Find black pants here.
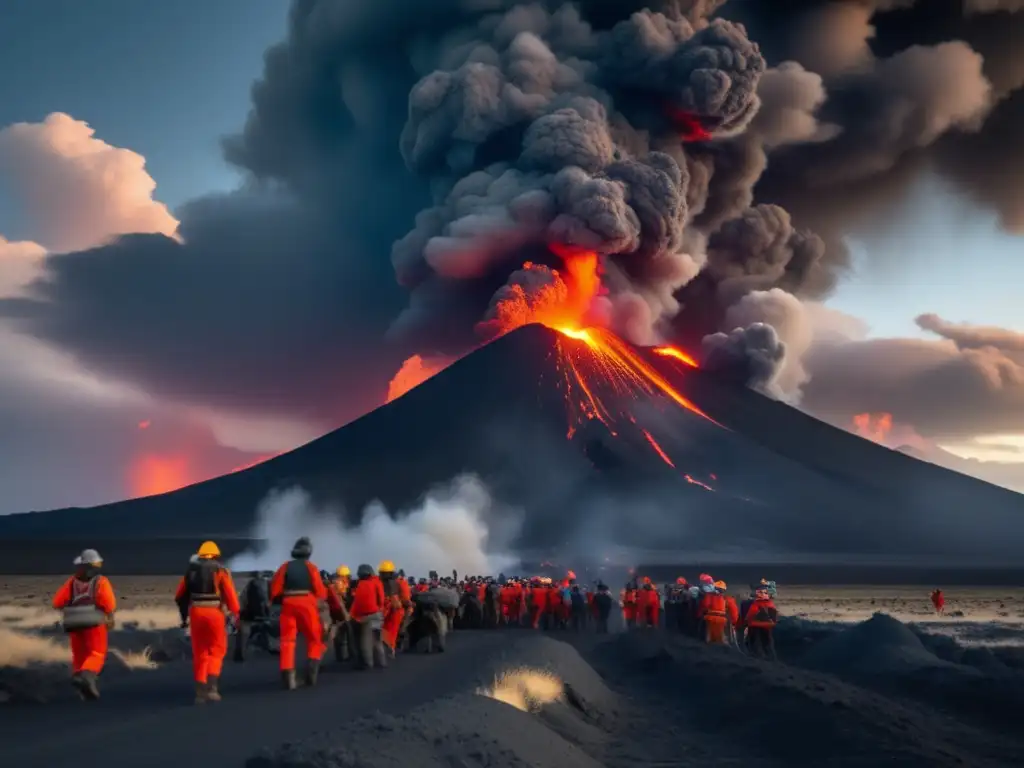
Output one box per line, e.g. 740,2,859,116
746,627,776,659
595,613,609,633
353,620,387,669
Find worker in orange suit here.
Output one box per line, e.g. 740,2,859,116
620,582,638,629
698,580,734,645
379,560,405,656
396,569,413,649
637,577,661,628
174,540,240,704
349,563,387,669
743,588,779,659
529,578,545,629
53,548,117,701
269,537,329,690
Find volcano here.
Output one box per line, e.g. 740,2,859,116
2,324,1023,575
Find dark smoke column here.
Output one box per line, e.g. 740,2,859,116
387,1,768,352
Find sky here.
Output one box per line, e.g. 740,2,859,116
0,0,1022,515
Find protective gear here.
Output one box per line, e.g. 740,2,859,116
282,669,297,690
175,557,240,690
73,549,103,566
206,675,222,702
714,580,727,591
337,565,351,577
356,563,375,579
378,560,396,573
270,557,329,679
197,541,221,559
53,570,116,694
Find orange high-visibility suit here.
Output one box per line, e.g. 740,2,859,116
530,584,546,628
53,572,117,676
175,560,240,684
381,577,405,651
350,575,386,621
270,558,328,671
637,584,660,627
621,588,637,624
698,591,730,644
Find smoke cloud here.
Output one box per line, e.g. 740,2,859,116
230,474,522,577
0,113,179,253
1,0,1023,509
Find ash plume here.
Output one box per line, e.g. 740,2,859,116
1,0,1022,465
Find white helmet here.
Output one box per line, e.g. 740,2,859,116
73,549,103,566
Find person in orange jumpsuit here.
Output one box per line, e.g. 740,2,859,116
930,588,945,615
530,578,547,629
52,549,117,701
349,563,387,669
269,536,329,689
637,577,661,628
744,588,778,659
379,560,405,656
396,569,414,648
621,582,638,629
174,541,240,703
698,580,737,645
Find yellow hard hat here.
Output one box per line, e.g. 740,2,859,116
714,580,727,590
197,540,221,559
378,559,396,573
336,565,351,577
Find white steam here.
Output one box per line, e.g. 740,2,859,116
229,474,522,577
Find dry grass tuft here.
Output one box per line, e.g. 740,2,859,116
478,666,565,712
109,646,158,670
0,627,68,667
0,604,180,631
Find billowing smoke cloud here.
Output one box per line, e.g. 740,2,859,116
0,0,1022,510
702,322,786,394
803,313,1024,442
0,113,179,253
230,474,522,577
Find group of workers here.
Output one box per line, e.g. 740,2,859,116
618,573,781,658
51,543,782,704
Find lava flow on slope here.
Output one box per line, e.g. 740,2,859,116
475,242,721,474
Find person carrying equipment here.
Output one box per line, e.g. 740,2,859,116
744,588,779,659
269,537,329,690
349,563,387,669
330,566,355,662
52,549,116,701
234,570,271,662
174,541,240,703
620,581,638,629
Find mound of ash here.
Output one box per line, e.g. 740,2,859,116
779,613,1024,736
597,628,1023,767
2,324,1024,575
247,636,617,768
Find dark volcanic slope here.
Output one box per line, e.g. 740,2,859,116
1,324,1023,574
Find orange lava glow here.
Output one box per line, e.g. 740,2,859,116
684,474,715,492
129,455,190,498
641,429,675,468
852,412,893,444
652,345,698,368
554,326,718,438
229,454,276,473
483,244,603,338
387,354,453,403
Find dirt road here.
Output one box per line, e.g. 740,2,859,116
0,631,509,768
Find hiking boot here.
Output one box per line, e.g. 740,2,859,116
194,681,208,705
281,669,297,690
74,671,100,701
304,660,320,687
206,675,222,702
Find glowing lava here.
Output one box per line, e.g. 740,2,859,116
129,455,190,498
641,429,675,468
387,354,453,403
664,105,713,143
852,412,893,444
653,345,698,368
553,326,718,437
